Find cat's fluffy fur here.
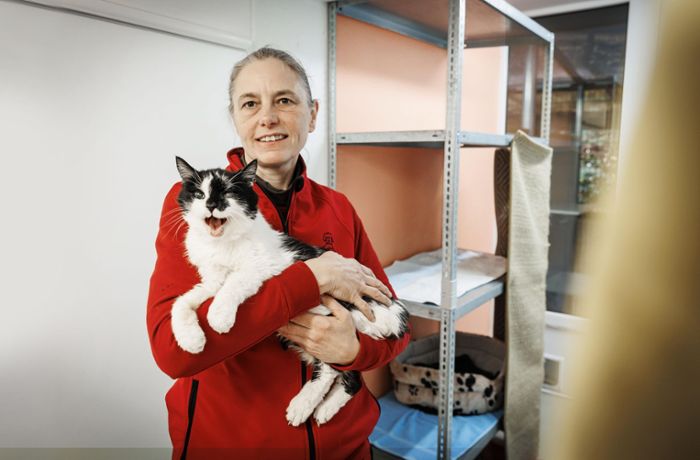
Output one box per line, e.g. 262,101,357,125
170,157,409,426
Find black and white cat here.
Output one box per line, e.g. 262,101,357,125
170,157,409,426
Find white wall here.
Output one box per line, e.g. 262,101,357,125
0,0,326,451
252,0,329,185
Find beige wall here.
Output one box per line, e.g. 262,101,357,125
335,16,507,395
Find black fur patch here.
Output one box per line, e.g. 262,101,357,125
311,362,322,381
278,336,291,350
341,371,362,396
175,158,258,219
282,235,324,261
204,173,230,213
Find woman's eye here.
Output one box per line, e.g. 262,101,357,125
193,190,204,199
242,101,257,109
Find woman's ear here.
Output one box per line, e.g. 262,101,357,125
308,99,319,133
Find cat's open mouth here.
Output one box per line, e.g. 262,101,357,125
205,216,227,237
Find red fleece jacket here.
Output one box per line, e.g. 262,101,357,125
147,149,410,460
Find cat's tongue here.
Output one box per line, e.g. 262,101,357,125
205,217,226,237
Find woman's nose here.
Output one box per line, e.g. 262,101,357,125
258,105,279,127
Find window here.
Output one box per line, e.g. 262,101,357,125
509,4,629,316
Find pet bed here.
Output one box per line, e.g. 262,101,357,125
389,332,505,415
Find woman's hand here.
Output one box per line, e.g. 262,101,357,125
304,251,392,322
278,296,360,365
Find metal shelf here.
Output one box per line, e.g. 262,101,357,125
329,1,553,458
337,130,546,148
337,0,553,48
401,278,505,321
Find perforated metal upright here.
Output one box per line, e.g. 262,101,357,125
328,0,554,458
438,1,465,457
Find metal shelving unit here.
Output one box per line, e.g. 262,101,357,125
328,1,554,458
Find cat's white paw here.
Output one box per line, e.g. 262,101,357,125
312,397,343,425
172,301,206,354
175,325,206,354
353,302,407,339
207,296,238,334
313,385,353,425
286,392,318,427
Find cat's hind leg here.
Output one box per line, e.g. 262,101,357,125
286,360,338,427
351,299,409,340
313,371,361,425
171,283,217,353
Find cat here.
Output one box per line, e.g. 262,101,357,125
169,156,409,426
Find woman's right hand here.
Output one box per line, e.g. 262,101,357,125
304,251,392,322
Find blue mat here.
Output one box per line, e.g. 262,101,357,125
369,393,502,460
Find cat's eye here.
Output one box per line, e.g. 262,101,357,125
193,190,204,199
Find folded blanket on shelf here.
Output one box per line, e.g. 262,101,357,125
385,249,506,305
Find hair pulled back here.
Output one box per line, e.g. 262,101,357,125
228,47,313,114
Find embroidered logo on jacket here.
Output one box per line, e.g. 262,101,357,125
322,232,335,250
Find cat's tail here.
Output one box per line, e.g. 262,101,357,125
351,299,409,340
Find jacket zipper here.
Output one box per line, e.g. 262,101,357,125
180,379,199,460
287,195,316,460
301,361,317,460
270,188,316,459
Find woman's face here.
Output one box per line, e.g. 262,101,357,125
231,58,318,173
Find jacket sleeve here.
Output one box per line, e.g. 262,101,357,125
332,203,411,372
146,183,321,379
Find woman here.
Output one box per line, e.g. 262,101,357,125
147,47,411,460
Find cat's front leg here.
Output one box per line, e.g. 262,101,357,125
171,283,218,354
286,361,338,426
313,371,361,425
207,271,265,334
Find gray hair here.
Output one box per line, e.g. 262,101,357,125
228,47,313,113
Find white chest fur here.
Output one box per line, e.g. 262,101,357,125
185,213,296,288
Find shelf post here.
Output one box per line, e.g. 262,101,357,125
439,0,465,458
540,36,554,143
328,1,338,189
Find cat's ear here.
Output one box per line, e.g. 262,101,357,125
237,159,257,187
175,156,200,183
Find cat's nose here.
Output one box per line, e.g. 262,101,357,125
206,202,218,212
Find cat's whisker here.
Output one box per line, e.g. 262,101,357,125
163,219,185,234
163,214,186,238
162,208,184,220
173,219,187,239
164,214,185,227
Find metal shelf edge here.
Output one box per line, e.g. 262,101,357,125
400,278,505,320
337,131,546,148
338,3,447,48
481,0,554,43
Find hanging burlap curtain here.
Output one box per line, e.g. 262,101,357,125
494,130,552,459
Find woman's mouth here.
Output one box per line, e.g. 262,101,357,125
256,134,288,143
205,216,227,237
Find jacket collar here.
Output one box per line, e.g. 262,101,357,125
225,147,306,192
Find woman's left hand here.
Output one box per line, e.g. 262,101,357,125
278,295,360,365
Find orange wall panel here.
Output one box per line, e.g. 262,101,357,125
335,16,506,396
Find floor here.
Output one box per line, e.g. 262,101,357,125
371,440,506,460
